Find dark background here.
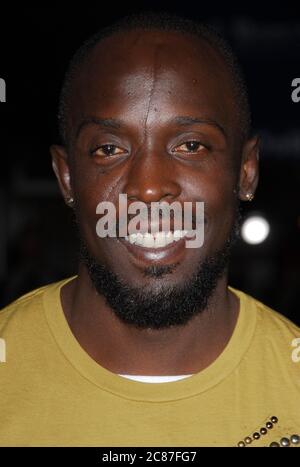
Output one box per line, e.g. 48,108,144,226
0,2,299,324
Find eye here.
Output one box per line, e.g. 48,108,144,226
90,144,126,157
174,140,206,154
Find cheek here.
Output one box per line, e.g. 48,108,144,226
71,148,126,204
183,165,237,247
71,161,125,257
71,168,105,240
182,160,236,206
204,175,238,249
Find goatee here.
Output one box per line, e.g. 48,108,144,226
78,209,241,330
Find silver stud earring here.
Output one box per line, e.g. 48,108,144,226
66,196,74,207
245,193,254,202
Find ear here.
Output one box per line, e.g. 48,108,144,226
238,135,260,201
50,144,73,205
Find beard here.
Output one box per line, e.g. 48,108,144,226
77,206,242,330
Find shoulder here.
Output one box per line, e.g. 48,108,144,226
230,286,300,338
230,286,300,390
0,278,74,333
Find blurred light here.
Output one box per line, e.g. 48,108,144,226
241,215,270,245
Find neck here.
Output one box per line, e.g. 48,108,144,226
61,265,239,376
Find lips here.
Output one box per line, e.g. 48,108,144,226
118,230,196,267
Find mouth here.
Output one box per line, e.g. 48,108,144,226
124,229,193,248
118,230,196,267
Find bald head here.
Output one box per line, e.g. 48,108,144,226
58,13,251,151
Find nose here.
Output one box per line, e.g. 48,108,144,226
123,146,181,204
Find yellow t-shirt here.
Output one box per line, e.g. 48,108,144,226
0,277,299,447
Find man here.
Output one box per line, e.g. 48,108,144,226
0,13,299,447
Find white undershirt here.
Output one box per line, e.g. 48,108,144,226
118,374,193,383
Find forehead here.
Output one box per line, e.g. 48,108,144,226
68,29,236,135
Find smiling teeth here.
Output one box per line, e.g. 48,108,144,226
124,230,191,248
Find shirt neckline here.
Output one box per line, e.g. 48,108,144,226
43,277,257,402
118,374,193,383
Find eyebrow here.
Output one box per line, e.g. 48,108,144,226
76,117,122,138
172,116,227,138
76,115,226,139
